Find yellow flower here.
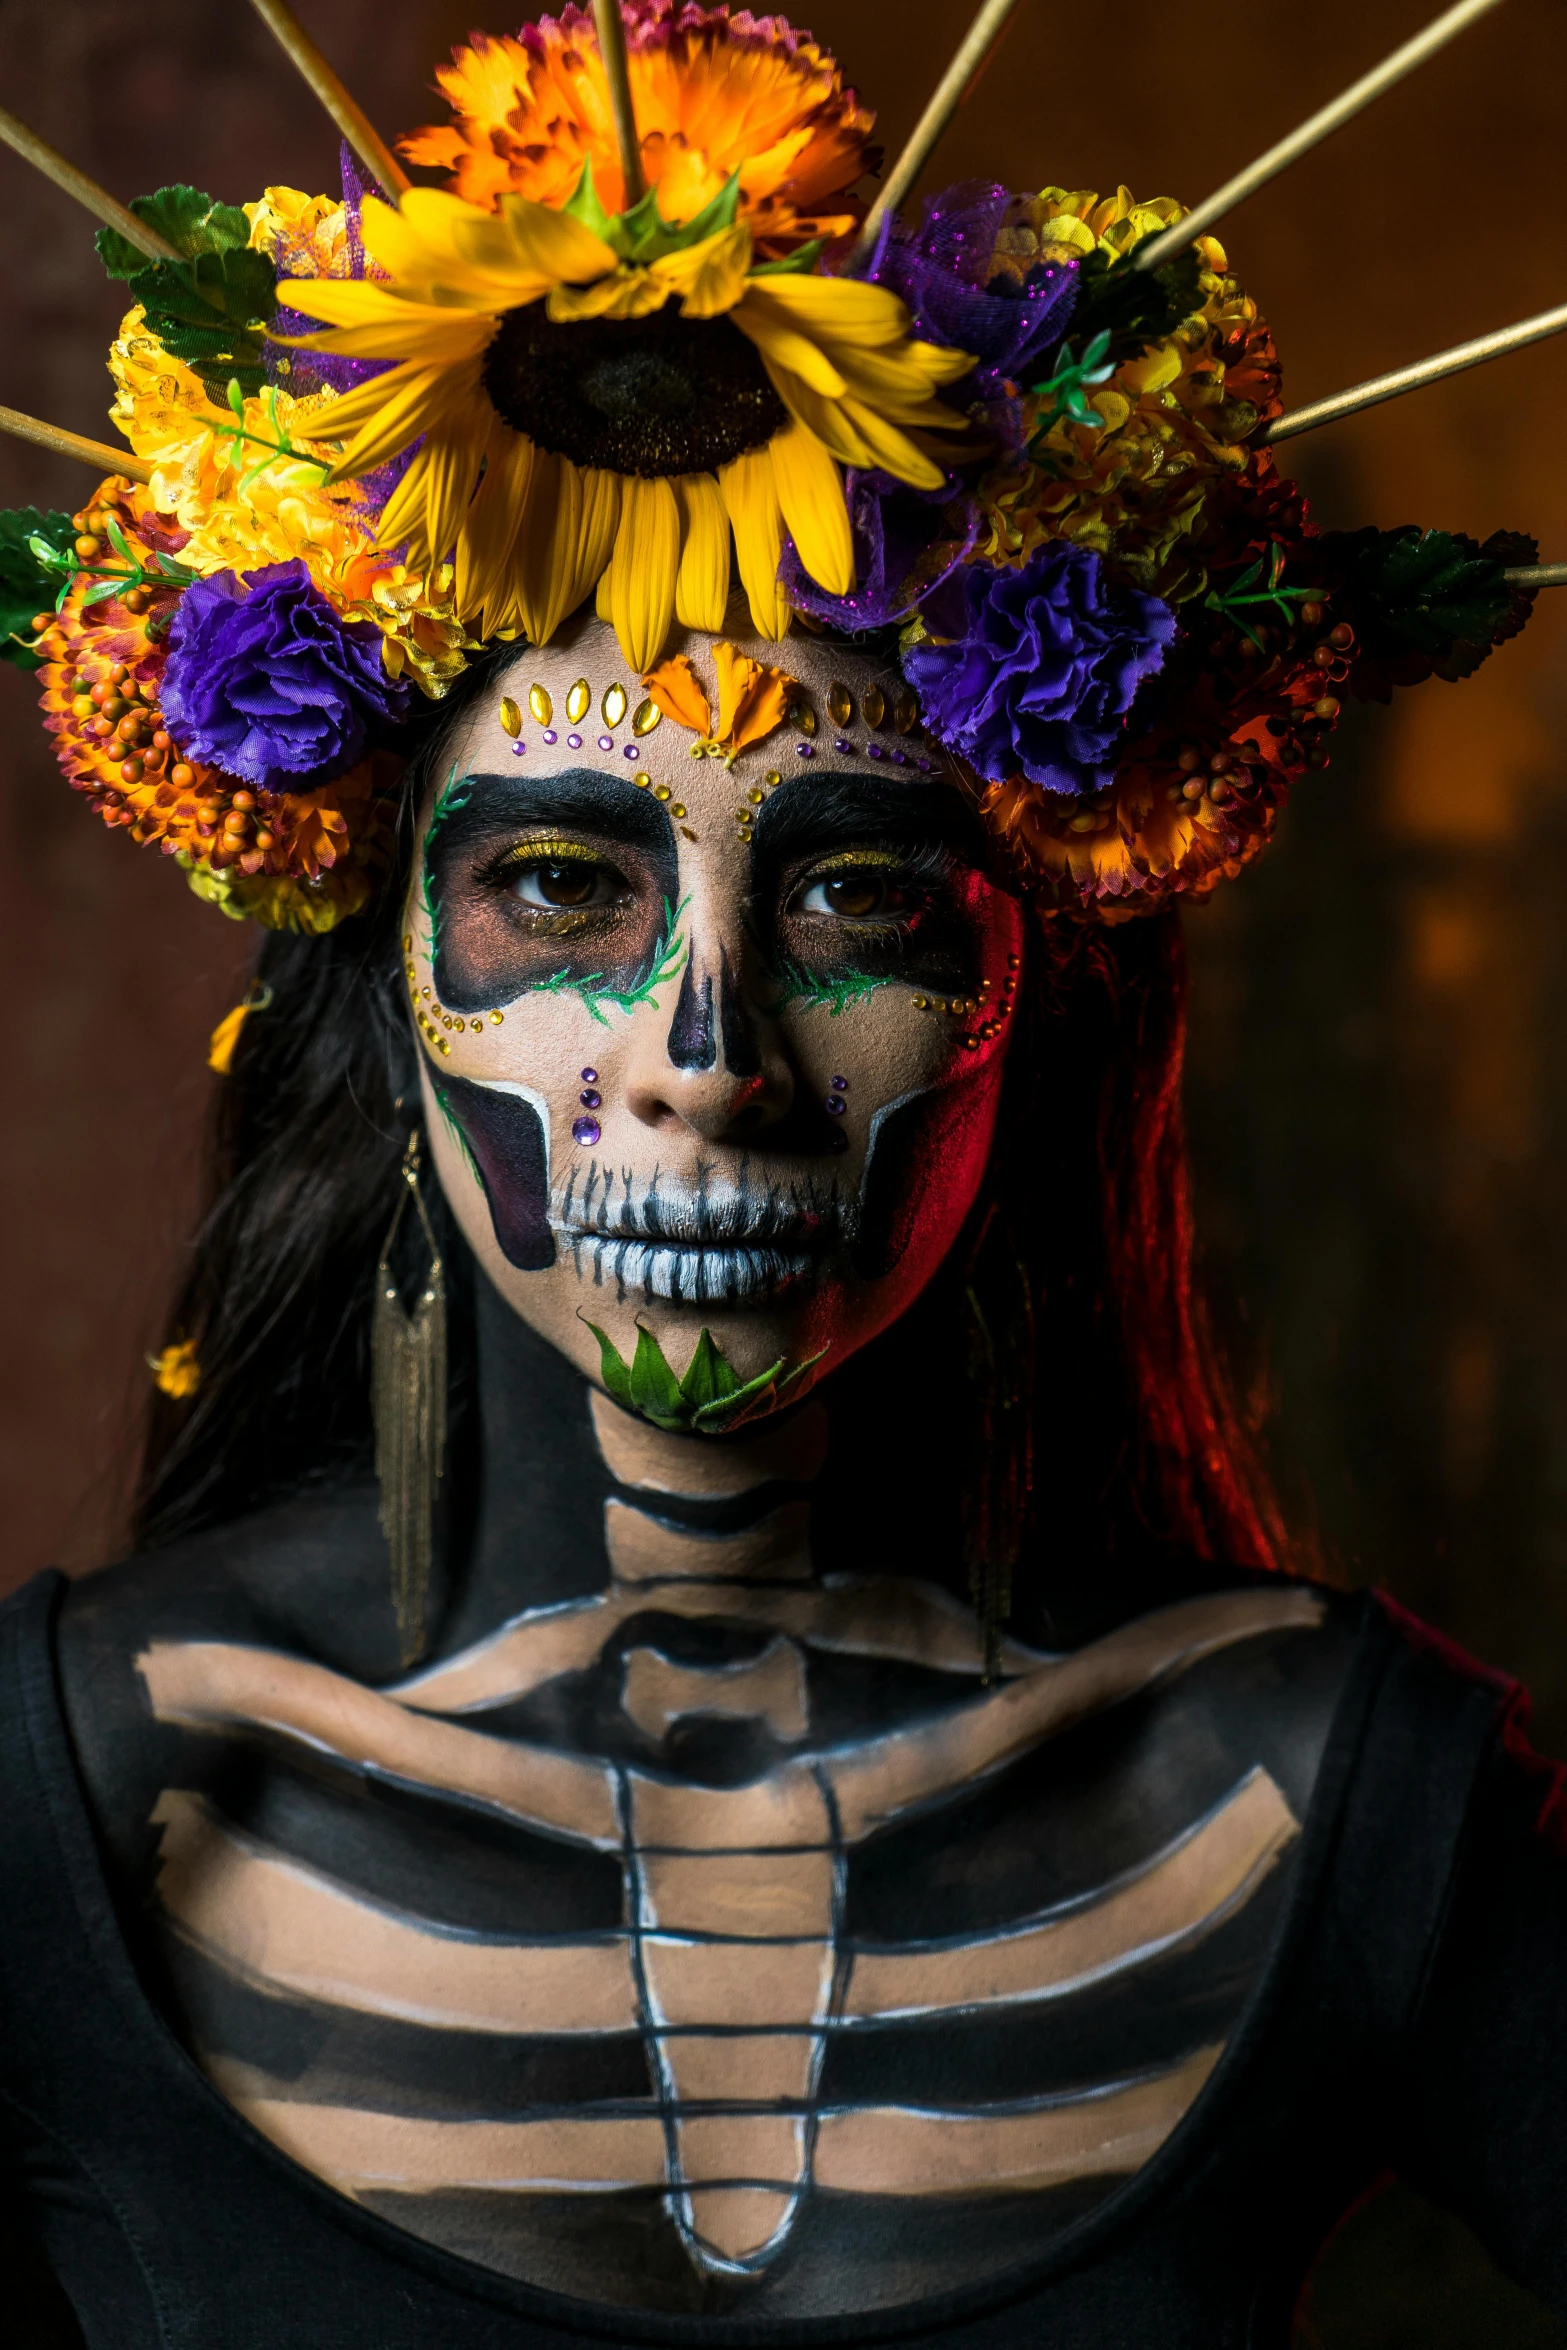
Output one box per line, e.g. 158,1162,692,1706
108,304,467,698
281,186,971,670
149,1339,201,1399
973,186,1282,605
400,14,874,258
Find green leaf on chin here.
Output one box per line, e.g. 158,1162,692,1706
580,1317,828,1435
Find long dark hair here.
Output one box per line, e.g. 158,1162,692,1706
133,665,1285,1583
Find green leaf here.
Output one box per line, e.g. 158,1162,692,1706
0,508,75,670
628,1323,686,1425
1067,241,1205,370
749,239,824,277
95,184,251,281
79,576,128,609
1330,525,1516,659
110,244,279,403
563,159,744,265
677,1328,741,1415
580,1319,636,1412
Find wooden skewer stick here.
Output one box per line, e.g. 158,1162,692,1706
1264,301,1567,443
1133,0,1506,273
1505,563,1567,587
592,0,646,208
246,0,411,199
0,404,152,482
0,106,181,261
845,0,1023,270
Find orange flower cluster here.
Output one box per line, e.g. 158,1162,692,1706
980,458,1348,916
399,3,874,256
37,480,398,932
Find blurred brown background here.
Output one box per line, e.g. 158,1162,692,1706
0,0,1563,2338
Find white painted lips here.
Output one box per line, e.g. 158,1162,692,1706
551,1229,821,1303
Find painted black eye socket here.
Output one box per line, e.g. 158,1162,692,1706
797,872,912,921
507,856,626,910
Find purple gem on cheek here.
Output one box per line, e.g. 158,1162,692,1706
825,1095,846,1115
830,1074,847,1090
579,1088,601,1108
581,1067,598,1082
571,1115,601,1147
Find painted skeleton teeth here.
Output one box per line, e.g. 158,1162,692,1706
564,1232,817,1303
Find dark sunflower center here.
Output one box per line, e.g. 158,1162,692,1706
482,299,788,477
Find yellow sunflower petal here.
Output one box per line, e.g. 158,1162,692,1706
758,359,876,470
456,424,536,629
608,474,681,672
730,290,848,398
373,442,435,557
767,418,853,597
567,466,623,631
674,474,730,632
596,567,615,622
322,365,469,481
659,223,753,320
548,267,672,324
511,445,577,644
838,397,947,491
744,272,971,377
363,188,616,306
718,445,789,639
419,425,481,569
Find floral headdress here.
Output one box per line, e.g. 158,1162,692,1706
0,0,1547,931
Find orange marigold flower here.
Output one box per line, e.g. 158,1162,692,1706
39,479,397,934
400,2,875,258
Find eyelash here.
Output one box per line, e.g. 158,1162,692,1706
791,842,953,918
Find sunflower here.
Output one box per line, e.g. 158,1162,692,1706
281,182,973,670
399,3,875,258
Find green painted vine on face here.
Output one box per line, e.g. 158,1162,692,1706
764,960,894,1018
420,766,476,947
528,894,689,1025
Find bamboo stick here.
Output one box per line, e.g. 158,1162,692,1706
592,0,646,208
0,106,180,260
1505,563,1567,587
1264,301,1567,443
246,0,411,198
845,0,1022,270
0,405,152,483
1133,0,1506,273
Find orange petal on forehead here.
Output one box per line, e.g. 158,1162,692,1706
640,654,711,736
712,641,796,755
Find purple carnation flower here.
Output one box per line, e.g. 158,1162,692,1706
161,559,409,790
903,544,1176,793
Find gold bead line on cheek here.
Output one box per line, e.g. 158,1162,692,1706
911,950,1022,1053
402,932,505,1057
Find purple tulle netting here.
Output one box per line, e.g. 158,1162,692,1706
786,183,1080,632
267,145,417,525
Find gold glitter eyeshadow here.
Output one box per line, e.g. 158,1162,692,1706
498,696,523,738
528,683,553,725
827,681,852,728
602,682,627,728
632,697,662,736
565,678,591,724
862,684,886,729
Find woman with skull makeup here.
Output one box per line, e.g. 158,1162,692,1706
3,6,1566,2346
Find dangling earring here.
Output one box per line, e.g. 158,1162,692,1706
372,1130,447,1668
960,1201,1036,1681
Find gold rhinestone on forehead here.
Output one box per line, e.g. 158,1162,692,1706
602,682,628,728
632,697,663,737
528,682,553,725
861,684,886,729
827,681,853,728
565,678,591,724
498,696,523,738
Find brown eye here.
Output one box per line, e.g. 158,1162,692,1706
800,872,906,919
509,858,620,909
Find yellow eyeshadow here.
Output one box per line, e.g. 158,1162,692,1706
491,835,604,873
804,848,906,875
